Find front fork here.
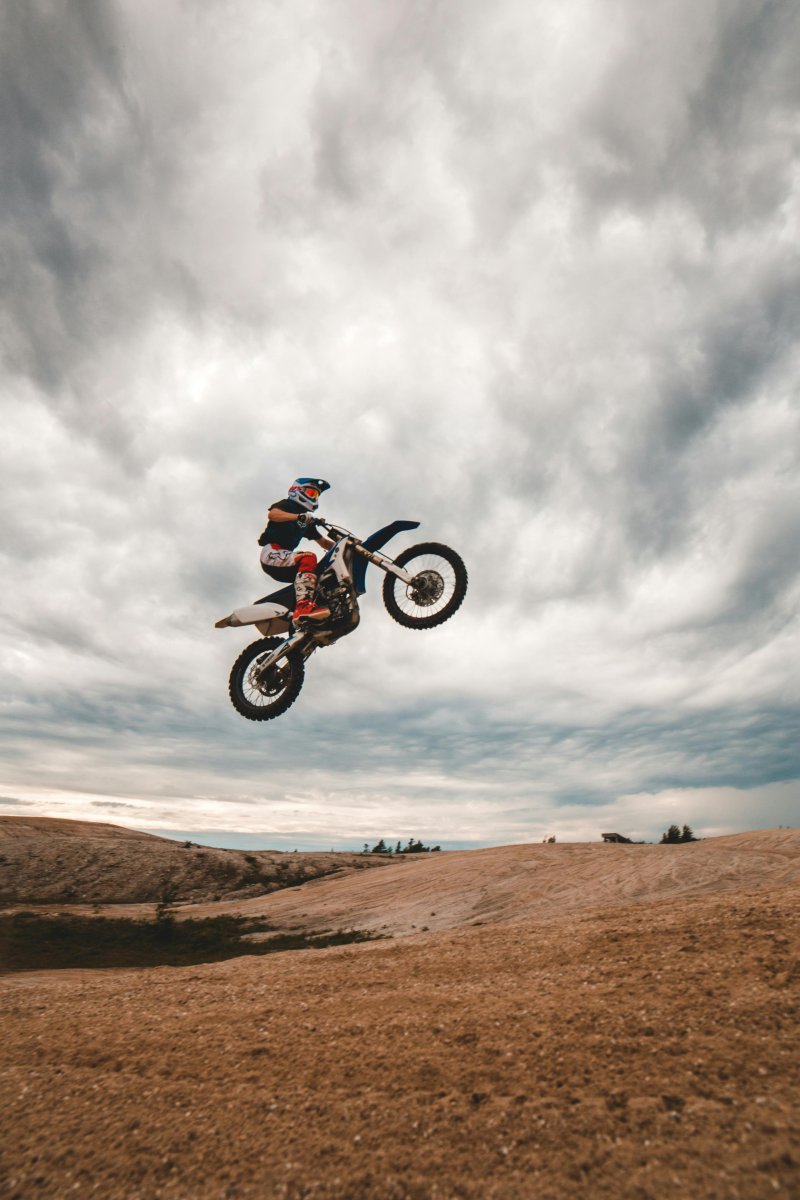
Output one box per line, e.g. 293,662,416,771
255,629,315,675
352,543,414,583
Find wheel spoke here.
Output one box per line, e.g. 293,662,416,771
382,541,467,631
396,555,458,618
229,636,305,722
243,655,291,706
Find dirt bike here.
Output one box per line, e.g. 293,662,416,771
215,518,468,721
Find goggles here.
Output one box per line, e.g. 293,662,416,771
301,486,320,501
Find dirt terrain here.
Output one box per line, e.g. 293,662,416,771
190,828,800,937
0,816,391,907
1,820,799,1198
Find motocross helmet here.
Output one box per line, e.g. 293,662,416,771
288,477,330,512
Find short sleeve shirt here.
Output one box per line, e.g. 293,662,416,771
261,498,317,551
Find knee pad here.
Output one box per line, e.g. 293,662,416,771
294,552,318,574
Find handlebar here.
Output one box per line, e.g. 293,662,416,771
304,515,351,540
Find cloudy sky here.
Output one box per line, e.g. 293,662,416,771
1,0,799,850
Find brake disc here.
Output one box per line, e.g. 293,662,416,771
409,570,444,606
251,660,287,696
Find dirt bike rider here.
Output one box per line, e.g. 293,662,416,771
258,478,335,622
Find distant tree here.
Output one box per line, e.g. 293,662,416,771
660,823,699,844
366,837,441,854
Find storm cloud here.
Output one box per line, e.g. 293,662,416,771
1,0,798,846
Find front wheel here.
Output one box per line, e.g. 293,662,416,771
382,542,468,629
228,637,304,721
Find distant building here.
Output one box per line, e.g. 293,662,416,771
601,832,632,844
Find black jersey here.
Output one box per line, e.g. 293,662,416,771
258,498,317,550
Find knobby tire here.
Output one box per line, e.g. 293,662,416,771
382,542,468,629
228,636,305,721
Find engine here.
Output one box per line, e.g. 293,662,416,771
318,577,360,631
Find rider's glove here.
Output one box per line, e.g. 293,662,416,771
296,513,317,529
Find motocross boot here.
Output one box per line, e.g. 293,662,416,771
293,598,331,622
293,571,330,622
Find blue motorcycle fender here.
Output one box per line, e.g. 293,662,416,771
352,520,420,595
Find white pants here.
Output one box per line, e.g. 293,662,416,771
259,545,313,572
259,545,318,601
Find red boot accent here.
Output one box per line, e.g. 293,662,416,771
293,599,331,622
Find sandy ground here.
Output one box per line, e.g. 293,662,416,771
190,829,800,937
1,825,799,1198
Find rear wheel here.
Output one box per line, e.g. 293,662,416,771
382,542,467,629
228,637,304,721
